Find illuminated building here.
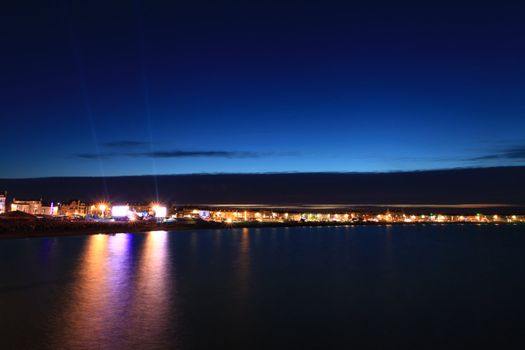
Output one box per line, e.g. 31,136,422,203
41,202,58,216
0,192,5,214
11,198,42,215
176,208,202,220
9,198,58,216
59,200,88,217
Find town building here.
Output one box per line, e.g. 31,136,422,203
10,198,58,216
41,202,58,216
11,198,42,215
0,192,6,214
59,200,88,217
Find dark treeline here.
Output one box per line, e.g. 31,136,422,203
1,167,524,207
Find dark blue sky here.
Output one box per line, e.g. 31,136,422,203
2,0,525,178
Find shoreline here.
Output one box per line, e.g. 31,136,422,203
1,219,523,240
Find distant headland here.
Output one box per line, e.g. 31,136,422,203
1,166,524,206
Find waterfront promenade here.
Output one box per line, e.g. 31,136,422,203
1,213,523,239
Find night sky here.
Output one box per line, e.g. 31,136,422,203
2,0,525,178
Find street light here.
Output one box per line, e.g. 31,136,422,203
98,203,107,218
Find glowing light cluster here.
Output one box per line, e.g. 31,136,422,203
112,205,130,218
152,205,167,218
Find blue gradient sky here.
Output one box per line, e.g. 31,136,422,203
2,0,525,178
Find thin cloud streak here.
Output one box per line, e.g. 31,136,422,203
75,150,294,159
102,140,149,148
468,145,525,161
76,153,113,160
148,150,264,158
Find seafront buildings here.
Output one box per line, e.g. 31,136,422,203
10,198,58,216
0,191,523,224
59,200,88,217
176,208,523,224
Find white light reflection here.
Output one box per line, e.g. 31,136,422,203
126,230,173,347
56,233,133,349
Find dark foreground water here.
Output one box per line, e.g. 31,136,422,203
1,225,525,349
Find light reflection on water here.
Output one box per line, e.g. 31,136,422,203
236,228,251,301
54,234,127,348
51,232,172,350
2,226,525,349
127,231,172,348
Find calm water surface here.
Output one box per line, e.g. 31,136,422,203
1,225,525,349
